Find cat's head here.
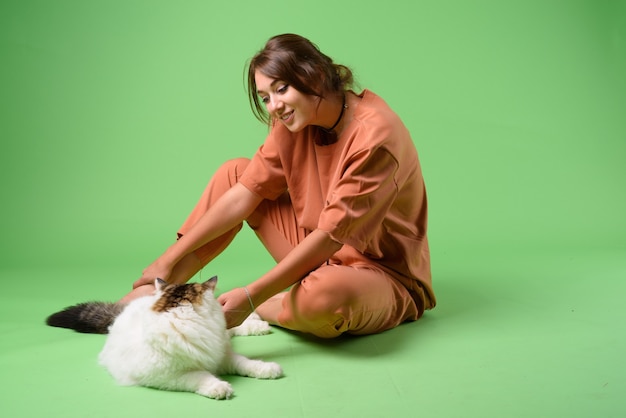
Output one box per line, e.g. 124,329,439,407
151,276,218,313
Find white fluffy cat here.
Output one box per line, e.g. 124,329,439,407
47,276,283,399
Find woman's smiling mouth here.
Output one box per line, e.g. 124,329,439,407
280,111,294,123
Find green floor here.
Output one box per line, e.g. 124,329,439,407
1,246,624,417
2,0,625,417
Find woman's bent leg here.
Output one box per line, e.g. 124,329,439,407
276,264,419,338
121,159,251,303
246,193,305,323
247,194,419,337
246,192,307,263
177,158,251,267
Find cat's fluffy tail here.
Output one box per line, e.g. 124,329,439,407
46,302,125,334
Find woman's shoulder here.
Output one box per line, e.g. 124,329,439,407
350,90,408,139
354,89,392,110
352,90,404,129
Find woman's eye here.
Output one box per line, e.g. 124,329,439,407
261,96,269,103
277,84,289,94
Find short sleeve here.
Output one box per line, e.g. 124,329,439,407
239,129,288,200
318,146,399,252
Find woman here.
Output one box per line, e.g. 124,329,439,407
123,34,436,338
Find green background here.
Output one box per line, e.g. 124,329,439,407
1,0,625,417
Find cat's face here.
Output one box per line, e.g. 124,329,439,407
151,276,217,313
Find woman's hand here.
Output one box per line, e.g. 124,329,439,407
217,288,254,329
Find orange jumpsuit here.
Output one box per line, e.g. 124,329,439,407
179,90,435,337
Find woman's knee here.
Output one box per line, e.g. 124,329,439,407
278,270,355,336
276,266,417,338
215,157,250,186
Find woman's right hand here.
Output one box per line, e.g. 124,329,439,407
132,258,174,289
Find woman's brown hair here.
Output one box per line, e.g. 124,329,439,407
247,34,354,125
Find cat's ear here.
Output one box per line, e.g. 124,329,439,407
203,276,218,291
155,278,167,291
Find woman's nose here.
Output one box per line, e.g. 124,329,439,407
268,96,284,113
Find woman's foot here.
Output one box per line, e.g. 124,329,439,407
255,292,286,326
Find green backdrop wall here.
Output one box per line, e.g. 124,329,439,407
2,0,625,272
1,2,625,417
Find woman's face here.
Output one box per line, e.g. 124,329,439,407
255,70,320,132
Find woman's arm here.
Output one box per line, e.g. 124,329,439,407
134,182,263,288
218,228,342,328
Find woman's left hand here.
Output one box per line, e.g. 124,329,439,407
217,288,254,329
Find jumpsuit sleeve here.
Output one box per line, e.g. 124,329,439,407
239,129,288,201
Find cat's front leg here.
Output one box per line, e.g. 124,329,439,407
224,353,283,380
228,312,271,337
197,376,233,400
170,371,233,400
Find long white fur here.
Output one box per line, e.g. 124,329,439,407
98,282,282,399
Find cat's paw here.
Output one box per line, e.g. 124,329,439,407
251,361,283,380
197,380,233,400
247,312,263,322
229,313,271,337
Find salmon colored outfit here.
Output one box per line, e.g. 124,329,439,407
178,90,435,338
